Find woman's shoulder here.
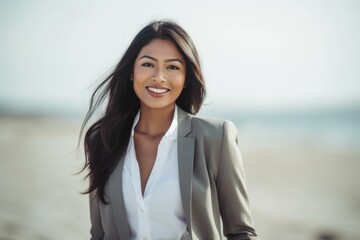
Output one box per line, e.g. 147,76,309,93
190,114,238,136
177,106,238,137
192,114,226,127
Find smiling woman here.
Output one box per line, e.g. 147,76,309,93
79,20,259,239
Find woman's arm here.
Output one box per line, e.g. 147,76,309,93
89,190,104,240
216,121,259,240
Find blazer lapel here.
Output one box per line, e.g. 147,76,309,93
109,155,130,239
177,107,195,233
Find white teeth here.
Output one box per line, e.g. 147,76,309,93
147,87,168,93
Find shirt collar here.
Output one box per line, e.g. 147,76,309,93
131,106,178,141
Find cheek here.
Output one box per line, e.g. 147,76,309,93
175,75,186,89
133,66,146,79
169,69,186,86
132,74,145,97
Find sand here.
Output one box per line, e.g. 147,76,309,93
0,116,359,240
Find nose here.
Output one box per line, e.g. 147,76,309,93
152,67,166,82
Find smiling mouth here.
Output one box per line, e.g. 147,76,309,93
146,86,170,94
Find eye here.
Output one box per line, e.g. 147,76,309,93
141,62,154,67
167,65,180,70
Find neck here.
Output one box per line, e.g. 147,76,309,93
135,104,176,137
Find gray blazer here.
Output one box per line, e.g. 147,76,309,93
89,107,259,240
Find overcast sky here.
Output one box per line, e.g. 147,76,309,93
0,0,359,114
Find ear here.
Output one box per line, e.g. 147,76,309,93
130,73,134,81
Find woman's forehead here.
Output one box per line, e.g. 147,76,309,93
137,39,184,61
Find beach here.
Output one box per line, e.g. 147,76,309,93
0,114,359,240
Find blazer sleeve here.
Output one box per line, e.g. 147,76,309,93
89,189,104,240
216,121,259,240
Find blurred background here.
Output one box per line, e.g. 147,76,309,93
0,0,359,239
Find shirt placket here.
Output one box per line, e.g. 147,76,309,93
137,200,149,240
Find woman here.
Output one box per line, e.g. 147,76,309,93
81,20,259,239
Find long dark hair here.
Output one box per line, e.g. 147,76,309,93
80,20,206,203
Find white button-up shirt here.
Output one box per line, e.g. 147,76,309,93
122,107,188,240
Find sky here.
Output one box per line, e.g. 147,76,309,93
0,0,359,115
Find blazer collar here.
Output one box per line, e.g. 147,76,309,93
109,106,195,239
177,106,192,137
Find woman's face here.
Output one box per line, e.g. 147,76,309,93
132,38,186,111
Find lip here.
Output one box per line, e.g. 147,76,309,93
146,86,170,97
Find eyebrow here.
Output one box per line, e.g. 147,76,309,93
139,55,184,65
